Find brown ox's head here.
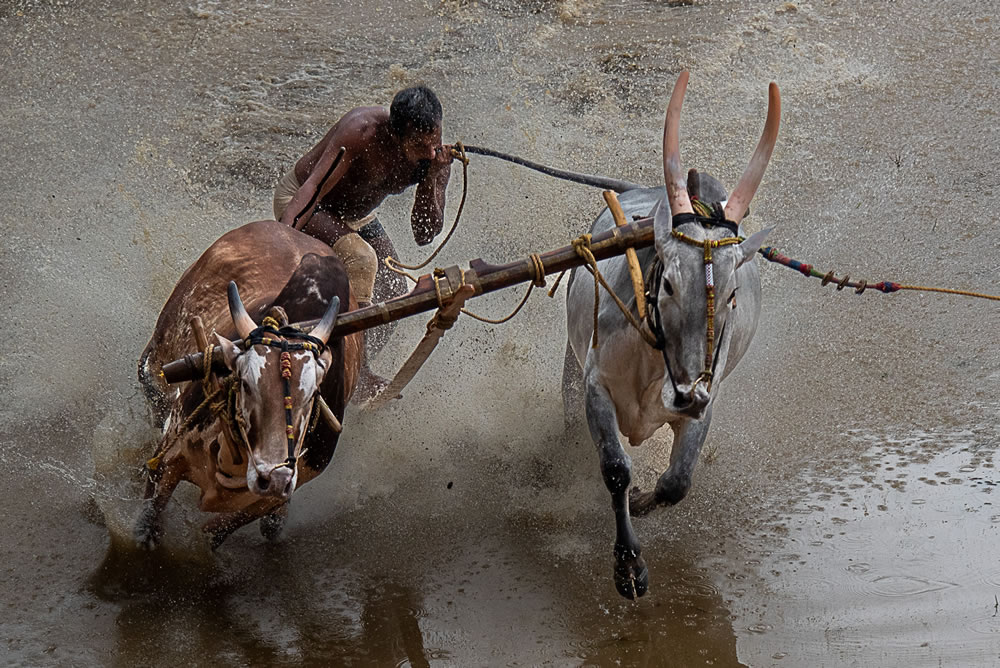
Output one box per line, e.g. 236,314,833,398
215,281,340,499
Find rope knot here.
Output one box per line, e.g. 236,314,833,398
449,141,470,166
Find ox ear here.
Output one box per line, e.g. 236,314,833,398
214,332,241,371
735,227,772,269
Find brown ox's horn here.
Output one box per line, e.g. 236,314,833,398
227,281,257,340
308,295,340,344
663,70,694,217
724,82,781,224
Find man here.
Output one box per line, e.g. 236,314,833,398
274,85,454,400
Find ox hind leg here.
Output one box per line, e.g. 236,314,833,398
629,409,713,517
134,451,186,550
561,341,586,436
585,372,648,599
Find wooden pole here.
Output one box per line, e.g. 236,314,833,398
162,215,655,384
365,284,476,410
190,315,209,351
603,191,647,320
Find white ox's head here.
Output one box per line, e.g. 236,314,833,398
650,72,780,417
215,282,340,499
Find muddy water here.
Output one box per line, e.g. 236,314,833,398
3,0,1000,665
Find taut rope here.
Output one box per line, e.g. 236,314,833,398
759,247,1000,301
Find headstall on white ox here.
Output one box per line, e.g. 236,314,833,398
643,206,739,394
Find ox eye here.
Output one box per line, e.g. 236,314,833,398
728,289,738,309
662,278,674,296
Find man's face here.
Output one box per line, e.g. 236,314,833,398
401,124,442,166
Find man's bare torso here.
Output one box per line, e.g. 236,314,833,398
293,106,419,222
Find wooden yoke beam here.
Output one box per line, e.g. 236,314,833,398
161,215,656,384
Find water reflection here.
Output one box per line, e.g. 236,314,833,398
91,542,434,667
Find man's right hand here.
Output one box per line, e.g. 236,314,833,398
436,143,458,167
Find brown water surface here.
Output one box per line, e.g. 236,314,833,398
3,0,1000,665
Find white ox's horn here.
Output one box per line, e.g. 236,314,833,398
724,82,781,224
227,281,257,340
309,295,341,345
663,70,694,217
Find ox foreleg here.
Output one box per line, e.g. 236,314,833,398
629,409,713,517
134,460,184,550
202,498,284,550
585,374,649,599
259,502,289,543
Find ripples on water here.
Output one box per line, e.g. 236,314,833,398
733,423,1000,666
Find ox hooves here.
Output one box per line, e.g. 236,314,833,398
259,513,286,543
628,487,661,518
614,556,649,600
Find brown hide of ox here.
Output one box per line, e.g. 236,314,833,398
137,220,361,528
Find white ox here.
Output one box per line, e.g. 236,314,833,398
563,72,780,598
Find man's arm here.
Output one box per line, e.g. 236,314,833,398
280,141,354,230
410,147,453,246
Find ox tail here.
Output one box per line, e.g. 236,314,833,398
461,145,645,193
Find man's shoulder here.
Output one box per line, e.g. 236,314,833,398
337,106,389,135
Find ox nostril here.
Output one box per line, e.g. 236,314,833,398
673,392,692,409
257,475,269,491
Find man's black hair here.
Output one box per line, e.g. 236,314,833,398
390,86,442,137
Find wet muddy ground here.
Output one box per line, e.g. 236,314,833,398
3,0,1000,665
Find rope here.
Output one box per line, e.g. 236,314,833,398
146,345,233,474
760,246,1000,301
567,234,659,349
385,142,471,276
457,253,547,325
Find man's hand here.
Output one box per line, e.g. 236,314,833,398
412,145,453,246
434,143,456,168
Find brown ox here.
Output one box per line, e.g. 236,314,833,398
135,220,362,549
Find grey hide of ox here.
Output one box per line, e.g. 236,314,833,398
562,71,779,599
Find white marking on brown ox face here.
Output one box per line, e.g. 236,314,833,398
215,337,331,500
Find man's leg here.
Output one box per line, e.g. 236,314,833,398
358,219,408,303
357,219,407,357
329,231,388,402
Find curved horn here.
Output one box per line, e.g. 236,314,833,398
309,295,340,345
227,281,257,340
663,71,694,216
724,82,781,224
